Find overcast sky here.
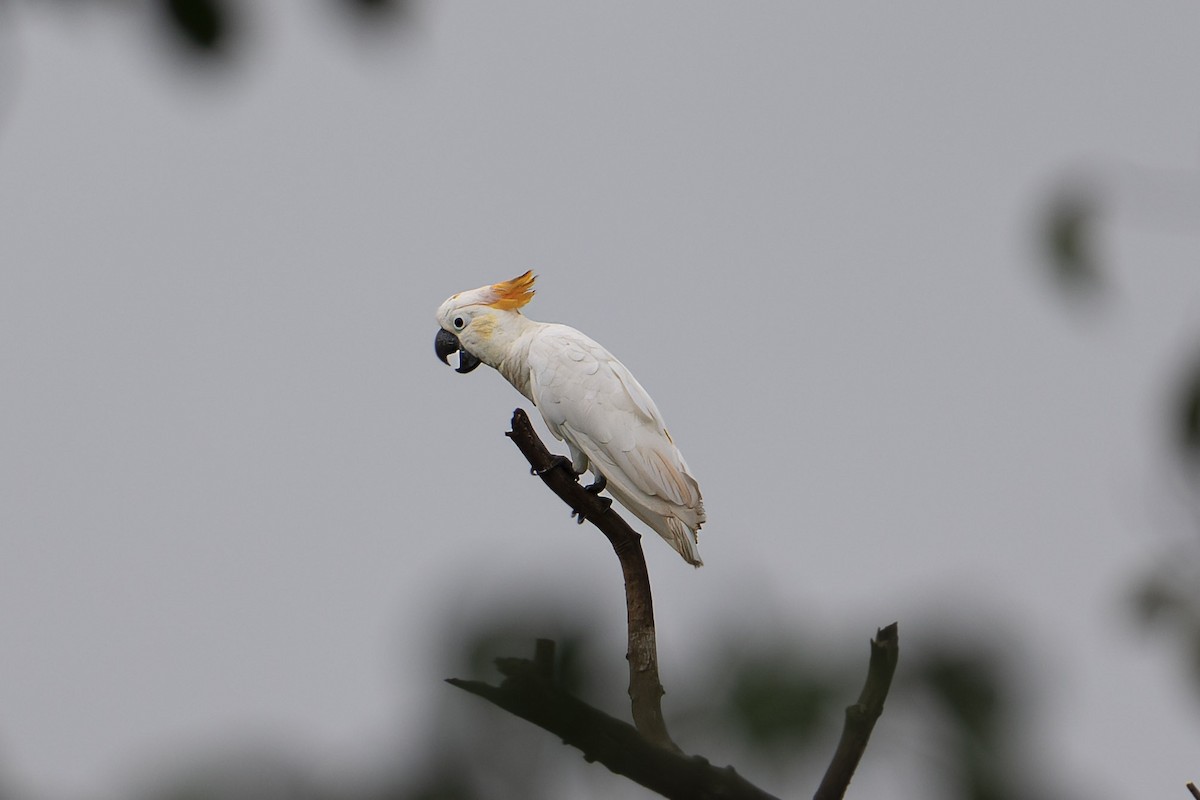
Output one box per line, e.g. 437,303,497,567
2,2,1200,798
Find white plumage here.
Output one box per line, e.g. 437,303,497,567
435,272,707,566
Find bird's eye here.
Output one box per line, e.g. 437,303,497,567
453,317,465,330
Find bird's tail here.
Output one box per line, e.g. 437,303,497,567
664,517,703,568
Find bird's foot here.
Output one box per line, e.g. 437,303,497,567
572,494,612,524
531,455,575,477
583,474,607,494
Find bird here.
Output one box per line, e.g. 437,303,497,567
434,271,707,566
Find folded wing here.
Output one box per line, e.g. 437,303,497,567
528,324,706,564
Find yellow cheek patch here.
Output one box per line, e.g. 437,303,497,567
471,315,496,340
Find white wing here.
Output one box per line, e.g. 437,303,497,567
527,323,706,564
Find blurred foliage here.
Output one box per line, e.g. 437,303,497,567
1036,167,1200,724
160,0,229,53
1041,166,1200,707
1134,565,1200,695
908,644,1033,800
1176,357,1200,463
388,759,478,800
337,0,417,25
98,614,1069,800
136,752,322,800
917,648,1003,745
723,652,844,750
9,1,420,64
1040,184,1101,294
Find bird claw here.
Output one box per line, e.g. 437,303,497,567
532,455,574,477
571,495,612,524
533,458,610,523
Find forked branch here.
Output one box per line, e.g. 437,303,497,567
448,409,900,800
448,639,779,800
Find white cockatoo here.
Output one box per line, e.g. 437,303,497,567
434,271,707,566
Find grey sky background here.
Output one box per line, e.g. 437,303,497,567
2,1,1199,797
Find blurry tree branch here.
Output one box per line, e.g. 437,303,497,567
1187,781,1200,800
445,409,900,799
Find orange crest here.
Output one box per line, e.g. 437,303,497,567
486,270,536,310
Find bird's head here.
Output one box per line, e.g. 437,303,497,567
434,271,536,373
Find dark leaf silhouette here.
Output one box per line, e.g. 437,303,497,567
1177,360,1200,460
161,0,230,53
1042,186,1101,293
725,654,842,748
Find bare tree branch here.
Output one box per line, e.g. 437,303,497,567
813,622,900,800
448,639,780,800
1186,781,1200,800
505,407,678,751
447,409,900,800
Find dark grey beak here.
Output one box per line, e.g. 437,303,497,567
435,328,481,374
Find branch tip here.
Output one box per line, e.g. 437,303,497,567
812,621,901,800
875,621,899,643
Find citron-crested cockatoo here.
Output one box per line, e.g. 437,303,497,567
434,271,707,566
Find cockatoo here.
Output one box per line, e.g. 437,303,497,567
434,271,707,566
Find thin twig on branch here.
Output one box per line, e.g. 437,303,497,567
447,639,780,800
505,407,678,751
813,622,901,800
1187,781,1200,800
